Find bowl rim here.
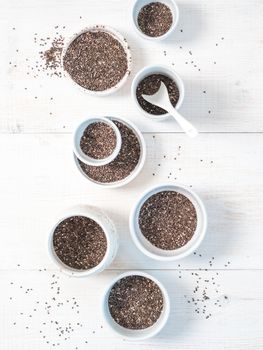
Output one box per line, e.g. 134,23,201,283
73,116,122,166
61,25,132,96
73,116,147,189
132,0,180,41
129,183,207,261
102,270,170,340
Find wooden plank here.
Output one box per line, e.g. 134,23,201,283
1,270,263,349
1,0,263,133
0,133,262,270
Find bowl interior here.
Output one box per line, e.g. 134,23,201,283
49,213,112,276
102,271,169,340
73,117,122,166
133,0,179,39
131,184,206,259
74,116,146,188
62,25,132,96
132,65,185,119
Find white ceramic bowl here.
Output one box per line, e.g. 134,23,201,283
102,271,170,340
132,0,179,41
73,117,122,166
62,25,132,96
129,183,207,261
73,116,146,189
48,205,119,277
131,65,185,121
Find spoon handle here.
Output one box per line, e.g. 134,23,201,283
167,107,198,138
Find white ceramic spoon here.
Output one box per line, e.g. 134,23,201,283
142,82,198,138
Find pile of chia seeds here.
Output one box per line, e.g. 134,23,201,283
138,2,173,37
139,191,197,250
63,30,129,91
108,275,163,329
80,122,117,159
53,216,107,270
78,121,141,183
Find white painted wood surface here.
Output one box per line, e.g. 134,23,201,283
1,0,263,349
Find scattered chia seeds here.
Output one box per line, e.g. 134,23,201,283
53,216,107,270
77,121,141,183
39,35,64,77
108,275,163,329
136,74,180,115
80,122,117,159
138,2,173,37
63,30,128,91
139,191,197,250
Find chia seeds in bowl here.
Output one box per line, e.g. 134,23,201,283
80,122,117,160
102,271,170,340
53,216,107,270
74,117,146,188
132,0,179,41
73,117,122,167
108,275,163,329
130,184,207,261
62,26,132,95
48,206,119,277
136,73,180,115
138,2,173,37
131,65,185,120
139,191,197,250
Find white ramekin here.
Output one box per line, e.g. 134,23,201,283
73,116,146,189
129,183,207,261
102,271,170,340
48,205,119,277
62,25,132,96
73,117,122,166
131,65,185,121
132,0,179,41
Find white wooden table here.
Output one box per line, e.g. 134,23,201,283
1,0,263,349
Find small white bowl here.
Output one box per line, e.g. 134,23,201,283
102,271,170,340
48,205,119,277
73,116,146,189
73,117,122,166
131,65,185,121
132,0,179,41
129,183,207,261
62,25,132,96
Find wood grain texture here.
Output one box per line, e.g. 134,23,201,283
1,0,263,349
0,133,262,271
1,270,263,349
1,0,263,133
